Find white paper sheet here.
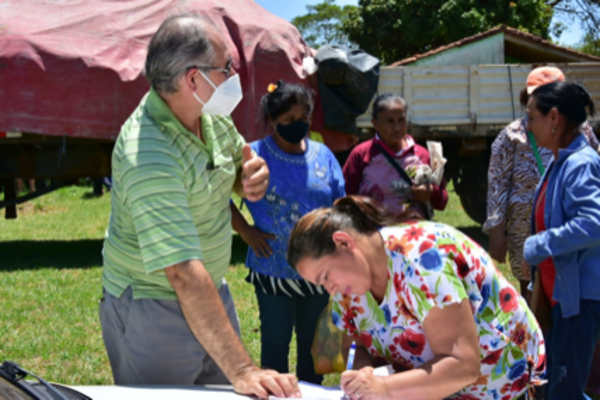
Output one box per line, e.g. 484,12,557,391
269,381,344,400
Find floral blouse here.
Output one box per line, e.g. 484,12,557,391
332,222,545,399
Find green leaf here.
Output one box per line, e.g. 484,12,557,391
332,301,343,316
478,327,493,337
384,346,393,360
510,345,524,362
497,311,510,326
445,262,467,300
358,317,370,332
480,307,495,323
408,283,432,315
366,292,388,326
373,337,384,356
434,273,443,294
491,351,506,381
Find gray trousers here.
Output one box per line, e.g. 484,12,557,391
99,280,241,385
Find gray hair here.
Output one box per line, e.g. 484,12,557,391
372,93,407,120
144,13,217,94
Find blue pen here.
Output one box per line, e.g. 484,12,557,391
342,342,357,400
346,341,356,371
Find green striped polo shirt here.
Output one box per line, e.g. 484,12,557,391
102,88,245,300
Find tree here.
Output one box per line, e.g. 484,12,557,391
550,0,600,55
574,33,600,56
291,0,358,49
342,0,554,64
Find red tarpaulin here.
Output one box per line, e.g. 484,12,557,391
0,0,356,152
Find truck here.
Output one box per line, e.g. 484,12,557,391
3,1,600,225
0,0,357,219
355,62,600,224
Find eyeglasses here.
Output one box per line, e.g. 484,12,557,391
188,58,232,78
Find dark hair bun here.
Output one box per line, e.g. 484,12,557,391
573,83,596,117
333,196,393,233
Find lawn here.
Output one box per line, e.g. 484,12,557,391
0,182,513,386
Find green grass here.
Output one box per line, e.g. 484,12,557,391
0,183,509,386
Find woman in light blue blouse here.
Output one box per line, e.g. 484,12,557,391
523,81,600,398
231,80,345,384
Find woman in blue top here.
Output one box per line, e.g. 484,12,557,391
231,80,345,384
523,81,600,399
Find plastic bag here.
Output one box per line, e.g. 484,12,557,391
411,164,433,185
315,45,380,136
426,141,447,186
311,300,345,375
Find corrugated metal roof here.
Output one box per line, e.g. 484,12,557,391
391,25,600,67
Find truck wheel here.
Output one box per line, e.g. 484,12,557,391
458,190,487,225
454,156,488,225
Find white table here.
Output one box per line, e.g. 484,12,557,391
70,382,344,399
70,385,251,399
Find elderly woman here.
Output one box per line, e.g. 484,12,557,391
523,81,600,399
484,67,599,298
343,94,448,220
288,196,545,400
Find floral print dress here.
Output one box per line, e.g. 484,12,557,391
332,221,545,399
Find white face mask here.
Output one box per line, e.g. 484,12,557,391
193,71,243,116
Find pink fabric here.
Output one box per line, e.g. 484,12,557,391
342,137,448,216
0,0,358,152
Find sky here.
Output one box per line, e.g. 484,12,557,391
254,0,585,46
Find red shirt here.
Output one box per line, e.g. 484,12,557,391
535,179,558,307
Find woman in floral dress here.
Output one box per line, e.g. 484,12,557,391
287,196,545,399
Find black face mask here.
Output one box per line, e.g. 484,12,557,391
276,120,309,144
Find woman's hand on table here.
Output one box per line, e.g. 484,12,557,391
341,367,389,400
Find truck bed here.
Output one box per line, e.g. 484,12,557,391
356,63,600,134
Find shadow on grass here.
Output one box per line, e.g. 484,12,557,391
80,192,104,200
0,235,253,272
456,226,489,252
0,240,103,271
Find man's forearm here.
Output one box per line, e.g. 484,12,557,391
166,260,255,382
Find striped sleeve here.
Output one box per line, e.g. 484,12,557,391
120,143,202,274
582,121,600,153
224,116,246,170
483,127,515,234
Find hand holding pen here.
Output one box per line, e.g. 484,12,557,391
340,342,389,400
341,342,356,400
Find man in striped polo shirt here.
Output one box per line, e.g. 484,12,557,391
99,14,299,398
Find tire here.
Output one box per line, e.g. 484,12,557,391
454,155,489,225
458,189,487,225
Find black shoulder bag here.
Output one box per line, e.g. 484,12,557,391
0,361,92,400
